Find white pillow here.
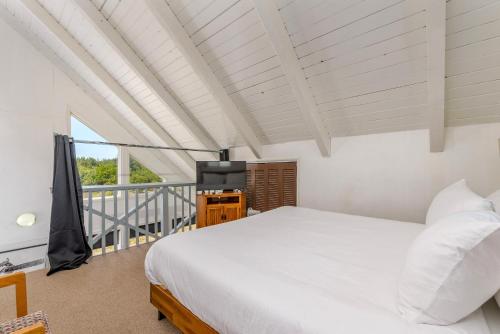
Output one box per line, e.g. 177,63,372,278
489,190,500,307
397,210,500,325
426,179,494,225
488,190,500,212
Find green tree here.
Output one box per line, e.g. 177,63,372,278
77,157,117,186
130,158,162,184
76,156,161,186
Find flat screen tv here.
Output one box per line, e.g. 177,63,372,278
196,161,246,191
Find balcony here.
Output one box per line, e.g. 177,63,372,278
82,182,197,255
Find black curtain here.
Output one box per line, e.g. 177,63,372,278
47,135,92,276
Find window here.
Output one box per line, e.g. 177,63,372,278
71,116,118,186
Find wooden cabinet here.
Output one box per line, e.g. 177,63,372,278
223,205,242,222
206,206,223,226
246,161,297,212
196,192,246,228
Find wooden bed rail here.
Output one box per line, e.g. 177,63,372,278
150,284,217,334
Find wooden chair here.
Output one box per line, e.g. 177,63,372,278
0,272,49,334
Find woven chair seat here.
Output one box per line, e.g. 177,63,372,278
0,311,50,334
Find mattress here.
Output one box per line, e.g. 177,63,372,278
145,206,491,334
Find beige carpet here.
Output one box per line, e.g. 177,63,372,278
0,245,180,333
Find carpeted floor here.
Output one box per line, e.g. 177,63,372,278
0,245,180,333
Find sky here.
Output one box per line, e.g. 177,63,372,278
71,116,117,159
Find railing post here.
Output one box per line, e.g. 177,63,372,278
182,186,186,232
123,189,129,250
113,190,118,252
145,188,150,243
188,186,192,230
162,186,170,236
174,187,178,233
101,191,106,255
135,188,139,246
87,191,93,247
154,189,159,238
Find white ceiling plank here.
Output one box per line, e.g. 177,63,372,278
73,0,220,160
145,0,263,158
253,0,331,156
0,4,190,181
426,0,446,152
19,0,197,174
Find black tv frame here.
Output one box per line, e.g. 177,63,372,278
196,161,246,191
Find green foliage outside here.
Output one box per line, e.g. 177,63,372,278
77,157,161,186
130,158,162,184
77,157,117,185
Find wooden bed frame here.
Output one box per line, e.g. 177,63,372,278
150,285,500,334
150,284,217,334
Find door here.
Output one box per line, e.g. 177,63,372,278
206,205,223,226
246,162,297,212
223,205,241,223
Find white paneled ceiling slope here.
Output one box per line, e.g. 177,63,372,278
1,0,499,168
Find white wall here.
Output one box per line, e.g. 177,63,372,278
0,19,181,264
0,18,65,258
234,124,500,223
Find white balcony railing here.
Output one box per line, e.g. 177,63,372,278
82,182,196,255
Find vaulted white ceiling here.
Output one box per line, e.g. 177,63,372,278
1,0,499,172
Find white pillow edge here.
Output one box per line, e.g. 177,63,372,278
426,179,494,226
412,226,500,324
399,211,500,324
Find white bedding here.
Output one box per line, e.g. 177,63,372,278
145,206,491,334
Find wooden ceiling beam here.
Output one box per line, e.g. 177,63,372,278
253,0,331,157
19,0,197,174
73,0,220,160
0,5,190,180
426,0,446,152
145,0,263,159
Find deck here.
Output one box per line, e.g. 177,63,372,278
0,246,179,334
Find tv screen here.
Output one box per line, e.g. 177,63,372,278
196,161,246,191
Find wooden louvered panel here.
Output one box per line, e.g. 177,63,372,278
245,170,254,209
254,169,267,212
246,162,297,212
267,168,281,210
283,167,297,206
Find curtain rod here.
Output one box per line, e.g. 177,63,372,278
69,138,221,154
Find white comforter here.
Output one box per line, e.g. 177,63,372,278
145,206,490,334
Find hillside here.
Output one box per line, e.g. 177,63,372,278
77,157,161,186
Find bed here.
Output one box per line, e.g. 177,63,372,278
145,206,495,334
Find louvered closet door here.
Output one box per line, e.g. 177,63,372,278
267,167,281,210
282,166,297,206
246,162,297,212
